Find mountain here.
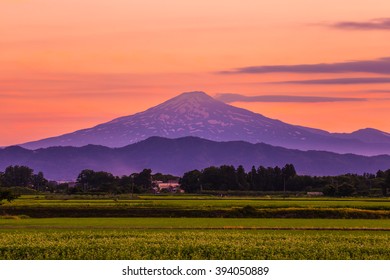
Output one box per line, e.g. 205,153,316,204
3,136,390,180
19,91,390,156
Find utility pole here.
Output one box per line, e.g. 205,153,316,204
131,174,134,199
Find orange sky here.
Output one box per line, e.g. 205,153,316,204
1,0,390,146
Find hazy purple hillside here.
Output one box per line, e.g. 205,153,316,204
3,136,390,180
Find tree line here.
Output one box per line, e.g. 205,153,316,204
181,164,390,196
181,164,296,193
0,165,48,203
1,164,390,197
0,166,179,195
0,165,48,190
73,168,178,194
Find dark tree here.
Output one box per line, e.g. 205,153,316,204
236,165,248,190
282,163,297,191
118,175,133,194
152,173,178,182
180,170,202,193
256,166,268,191
337,183,355,197
76,169,96,191
376,170,386,178
32,172,48,191
282,164,297,179
219,165,237,190
323,185,337,196
2,165,34,187
93,171,116,193
133,169,152,192
248,166,258,191
273,166,283,191
201,166,223,191
0,190,18,204
383,169,390,196
76,169,116,192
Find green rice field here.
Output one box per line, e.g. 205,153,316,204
7,195,390,210
3,195,390,219
1,217,390,259
2,217,390,229
2,196,390,259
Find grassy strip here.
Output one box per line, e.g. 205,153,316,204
3,217,390,229
2,226,390,231
2,206,390,218
8,196,390,210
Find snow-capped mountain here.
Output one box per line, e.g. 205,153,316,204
19,91,390,155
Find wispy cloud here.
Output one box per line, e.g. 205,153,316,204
215,93,367,103
0,72,174,100
331,18,390,30
0,113,106,123
220,57,390,75
278,77,390,85
359,89,390,93
0,90,141,100
0,94,18,98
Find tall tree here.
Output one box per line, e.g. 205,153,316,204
383,169,390,196
282,164,297,179
248,166,258,190
133,169,152,192
180,170,202,193
219,165,237,190
32,171,48,192
201,166,222,191
282,164,297,191
257,166,268,191
76,169,116,192
236,165,248,190
2,165,34,187
76,169,95,191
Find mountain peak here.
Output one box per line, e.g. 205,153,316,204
349,128,390,143
177,91,210,98
353,128,390,135
149,91,221,113
163,91,216,104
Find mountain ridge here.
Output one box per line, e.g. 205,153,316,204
3,136,390,180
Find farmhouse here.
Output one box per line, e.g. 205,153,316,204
152,180,182,193
307,192,324,197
